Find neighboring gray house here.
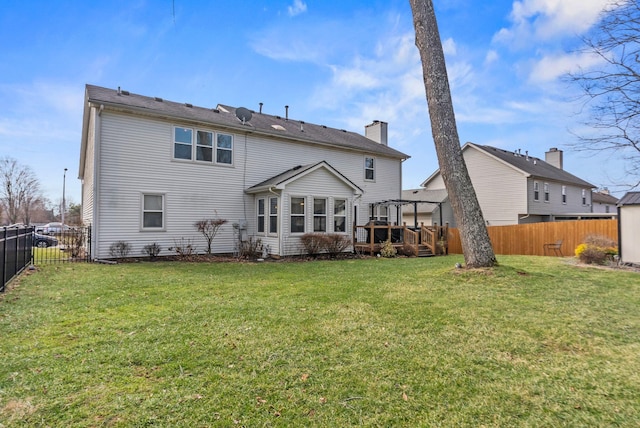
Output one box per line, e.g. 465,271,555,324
419,143,595,226
400,188,450,227
79,85,409,259
617,192,640,266
592,189,619,214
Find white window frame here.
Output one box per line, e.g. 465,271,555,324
269,197,278,235
173,126,234,166
334,198,347,233
141,193,165,231
364,156,375,181
543,182,550,203
173,127,193,160
377,205,389,223
533,181,539,202
313,198,327,232
216,133,234,165
290,196,306,234
562,185,567,204
582,189,587,206
257,198,265,234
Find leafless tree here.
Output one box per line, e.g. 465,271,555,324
409,0,497,268
195,217,228,254
567,0,640,189
0,157,42,225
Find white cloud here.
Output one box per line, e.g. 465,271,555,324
442,37,457,56
288,0,307,17
495,0,610,45
484,50,499,66
529,51,603,83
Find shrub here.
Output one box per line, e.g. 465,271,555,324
575,235,618,265
142,243,162,259
239,237,264,259
399,242,417,257
300,233,326,256
323,234,351,257
195,217,228,254
380,240,397,258
168,238,195,259
109,241,131,258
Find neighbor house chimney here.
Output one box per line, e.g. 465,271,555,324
545,147,563,170
365,120,388,146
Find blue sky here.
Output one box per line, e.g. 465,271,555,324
0,0,622,209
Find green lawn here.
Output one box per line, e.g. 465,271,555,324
1,256,639,427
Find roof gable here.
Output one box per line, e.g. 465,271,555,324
245,161,363,195
420,142,594,188
83,84,408,160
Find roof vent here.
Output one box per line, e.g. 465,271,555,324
185,103,193,108
275,115,282,120
322,125,327,129
154,97,163,102
121,90,130,96
212,108,220,113
271,124,286,131
300,121,304,132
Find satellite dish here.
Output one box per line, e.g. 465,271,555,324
236,107,252,124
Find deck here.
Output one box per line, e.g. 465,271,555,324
353,223,449,257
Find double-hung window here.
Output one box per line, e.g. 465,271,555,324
334,199,346,232
378,205,388,223
257,198,265,234
365,157,375,181
543,183,550,202
269,197,278,234
196,131,213,162
313,198,327,232
582,189,587,205
533,181,539,201
216,133,233,164
174,128,193,160
142,194,164,229
562,186,567,204
290,197,305,233
174,126,233,165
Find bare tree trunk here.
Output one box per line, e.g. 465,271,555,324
409,0,497,268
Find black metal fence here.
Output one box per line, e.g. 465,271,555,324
1,226,92,292
1,226,34,292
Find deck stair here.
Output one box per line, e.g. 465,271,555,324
417,244,434,257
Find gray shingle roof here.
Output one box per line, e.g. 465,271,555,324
474,144,594,188
592,191,619,205
85,84,408,160
618,191,640,206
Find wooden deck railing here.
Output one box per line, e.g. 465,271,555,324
353,223,448,256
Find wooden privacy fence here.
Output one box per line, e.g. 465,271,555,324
447,219,618,256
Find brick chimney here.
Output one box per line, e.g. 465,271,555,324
365,120,388,146
545,147,563,170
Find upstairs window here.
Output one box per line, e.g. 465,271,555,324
313,198,327,232
174,126,233,165
543,183,550,202
174,127,193,160
365,157,375,181
562,185,567,204
142,194,164,229
334,199,346,232
533,181,540,201
216,133,233,164
196,131,213,162
582,189,587,205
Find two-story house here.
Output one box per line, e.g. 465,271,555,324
79,85,409,259
405,143,594,226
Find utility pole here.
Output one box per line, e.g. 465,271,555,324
62,168,67,226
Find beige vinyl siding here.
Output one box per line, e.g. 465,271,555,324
464,146,528,225
620,205,640,264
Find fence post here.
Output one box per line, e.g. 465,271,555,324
1,228,6,292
